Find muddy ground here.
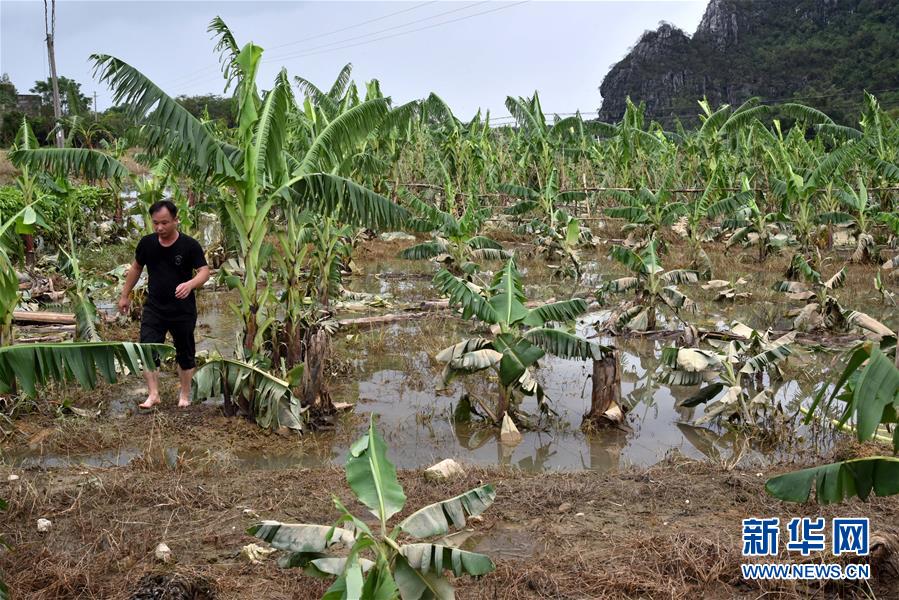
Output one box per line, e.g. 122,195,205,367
2,403,898,600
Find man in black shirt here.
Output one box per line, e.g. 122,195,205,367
118,200,210,409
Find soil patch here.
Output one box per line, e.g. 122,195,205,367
2,458,897,599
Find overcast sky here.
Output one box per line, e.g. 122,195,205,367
1,0,707,121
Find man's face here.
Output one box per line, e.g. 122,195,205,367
151,207,178,240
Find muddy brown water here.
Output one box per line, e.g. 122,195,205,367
7,256,857,473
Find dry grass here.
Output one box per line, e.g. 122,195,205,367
2,457,898,599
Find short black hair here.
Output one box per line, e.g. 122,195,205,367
148,200,178,218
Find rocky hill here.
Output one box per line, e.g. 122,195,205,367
597,0,899,124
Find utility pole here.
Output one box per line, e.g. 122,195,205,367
43,0,64,148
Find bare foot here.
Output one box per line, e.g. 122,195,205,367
138,395,161,409
177,390,191,408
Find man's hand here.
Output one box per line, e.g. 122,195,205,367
174,281,194,299
117,295,130,315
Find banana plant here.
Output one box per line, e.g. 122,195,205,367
499,167,585,235
399,191,507,275
767,337,899,503
817,177,882,263
772,255,891,338
602,240,698,331
249,416,496,597
604,180,686,245
661,325,795,425
433,258,605,423
0,204,38,346
712,183,789,262
192,355,306,431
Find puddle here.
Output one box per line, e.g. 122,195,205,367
8,256,857,473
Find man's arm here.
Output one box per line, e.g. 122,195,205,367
174,266,211,300
118,260,144,314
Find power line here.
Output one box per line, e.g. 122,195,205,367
266,1,488,60
168,1,491,91
265,1,526,63
266,1,433,51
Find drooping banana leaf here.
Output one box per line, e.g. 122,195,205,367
433,269,496,323
0,341,172,397
766,457,899,504
249,521,357,552
493,334,544,387
523,298,588,326
393,554,455,600
192,358,306,431
524,327,599,360
400,543,494,577
397,485,496,539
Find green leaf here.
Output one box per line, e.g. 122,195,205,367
489,259,528,326
285,173,411,231
299,98,389,174
765,457,899,504
249,521,357,552
524,328,599,360
0,342,171,398
401,543,495,577
494,334,544,387
9,148,131,181
852,347,899,441
394,554,455,600
523,299,588,326
345,415,406,528
397,485,496,539
433,270,497,323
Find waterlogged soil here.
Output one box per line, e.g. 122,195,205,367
3,236,899,598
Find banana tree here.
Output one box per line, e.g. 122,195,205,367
250,416,495,596
400,190,507,275
434,258,605,423
767,337,899,503
86,17,409,355
774,255,893,338
661,325,795,425
817,177,883,263
604,181,686,245
0,205,38,346
602,240,698,331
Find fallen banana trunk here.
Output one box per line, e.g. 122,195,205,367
12,311,76,325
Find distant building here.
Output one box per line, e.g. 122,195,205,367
15,94,43,115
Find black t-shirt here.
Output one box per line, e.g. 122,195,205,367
135,233,207,319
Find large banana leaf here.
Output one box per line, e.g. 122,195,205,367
524,327,599,360
249,521,357,552
523,299,587,326
488,259,527,326
9,148,130,181
400,543,494,577
401,241,446,260
91,54,239,181
299,98,389,174
839,346,899,442
397,485,496,539
0,342,172,397
285,173,410,231
393,554,455,600
346,416,406,529
493,334,544,387
766,457,899,504
192,358,306,431
433,270,497,323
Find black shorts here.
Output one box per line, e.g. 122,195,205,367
139,307,197,370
